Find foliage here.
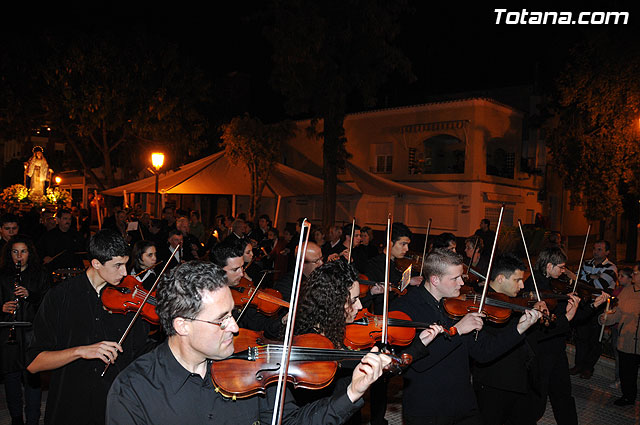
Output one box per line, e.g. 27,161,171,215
265,0,413,225
221,115,294,219
544,34,640,222
1,30,211,190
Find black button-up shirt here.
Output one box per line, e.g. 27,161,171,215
107,341,364,425
390,285,524,418
26,273,151,425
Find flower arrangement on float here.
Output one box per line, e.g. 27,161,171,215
1,184,71,209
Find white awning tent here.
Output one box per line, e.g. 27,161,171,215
102,152,456,226
344,161,456,198
102,151,358,225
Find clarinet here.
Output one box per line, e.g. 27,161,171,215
6,261,22,345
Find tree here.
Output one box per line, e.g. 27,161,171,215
2,30,210,190
221,114,294,220
265,0,413,226
544,34,640,253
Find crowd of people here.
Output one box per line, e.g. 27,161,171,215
0,205,635,425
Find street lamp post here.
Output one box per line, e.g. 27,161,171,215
151,153,165,218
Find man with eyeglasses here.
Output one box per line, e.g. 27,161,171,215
273,241,324,302
106,261,390,425
26,230,151,425
522,246,589,425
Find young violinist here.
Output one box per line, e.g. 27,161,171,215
106,261,392,425
390,248,542,425
212,237,284,336
522,245,584,424
293,259,443,424
128,240,157,290
472,254,580,425
362,222,423,425
26,229,152,425
363,222,423,315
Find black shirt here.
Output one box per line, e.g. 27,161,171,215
0,264,49,373
26,273,151,425
37,227,85,270
106,341,364,425
363,254,403,314
390,285,525,418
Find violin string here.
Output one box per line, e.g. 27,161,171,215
131,291,157,305
255,345,380,361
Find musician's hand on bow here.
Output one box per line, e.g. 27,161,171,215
419,324,444,346
592,292,610,308
565,293,580,321
516,308,541,334
455,312,485,335
347,346,391,402
76,341,123,365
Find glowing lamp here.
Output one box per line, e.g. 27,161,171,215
151,153,165,170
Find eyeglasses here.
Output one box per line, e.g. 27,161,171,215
183,314,235,330
554,264,567,271
305,257,323,265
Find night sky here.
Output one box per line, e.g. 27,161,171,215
3,1,640,120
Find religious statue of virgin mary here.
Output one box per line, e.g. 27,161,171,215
24,146,52,196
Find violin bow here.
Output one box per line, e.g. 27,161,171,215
133,260,164,277
382,215,392,348
572,224,591,293
236,270,275,323
476,205,505,340
101,243,181,377
347,218,356,263
419,218,432,278
271,220,311,425
517,219,541,303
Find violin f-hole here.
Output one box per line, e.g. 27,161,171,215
257,364,282,381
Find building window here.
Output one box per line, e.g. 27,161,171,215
370,143,393,174
486,139,515,179
409,134,465,175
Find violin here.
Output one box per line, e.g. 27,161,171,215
462,264,486,287
550,278,611,302
229,277,289,316
395,254,422,274
101,275,159,324
344,309,457,350
443,286,555,324
517,288,577,312
210,328,412,399
357,276,407,297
